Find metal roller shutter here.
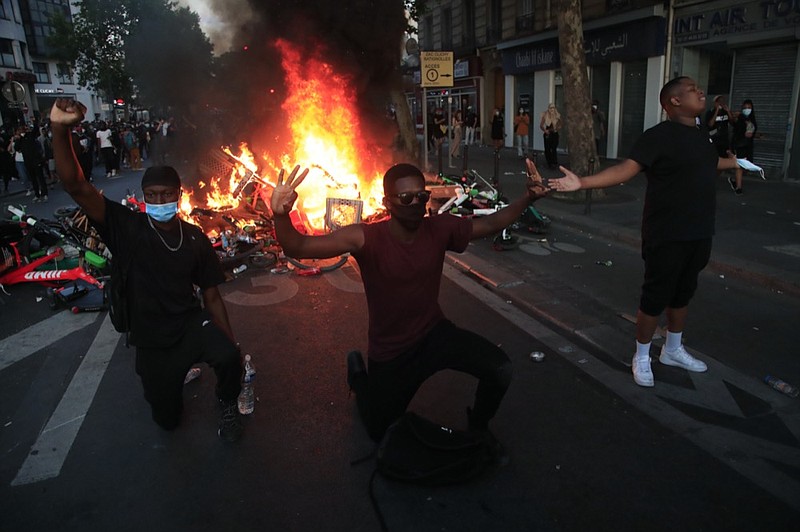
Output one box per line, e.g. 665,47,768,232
731,43,798,180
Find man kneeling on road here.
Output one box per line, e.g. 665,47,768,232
271,161,549,452
50,98,244,442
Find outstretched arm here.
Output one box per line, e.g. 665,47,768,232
50,98,105,223
549,159,642,192
271,165,365,258
472,158,549,240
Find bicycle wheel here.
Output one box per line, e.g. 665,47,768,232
218,241,265,269
249,251,278,269
20,222,65,262
286,254,349,272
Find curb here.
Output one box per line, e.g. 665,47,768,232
546,205,800,299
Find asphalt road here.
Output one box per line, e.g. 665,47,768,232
1,167,799,531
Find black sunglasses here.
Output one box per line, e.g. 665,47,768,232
390,190,431,205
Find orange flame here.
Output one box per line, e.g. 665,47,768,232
183,40,392,233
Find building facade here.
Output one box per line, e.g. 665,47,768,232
0,0,105,129
414,0,799,179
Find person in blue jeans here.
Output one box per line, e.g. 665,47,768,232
270,161,549,454
549,76,745,388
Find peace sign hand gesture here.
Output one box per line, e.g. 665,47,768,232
271,165,309,215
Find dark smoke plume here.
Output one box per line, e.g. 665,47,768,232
205,0,408,148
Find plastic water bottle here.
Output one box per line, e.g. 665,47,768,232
238,355,256,414
764,375,799,398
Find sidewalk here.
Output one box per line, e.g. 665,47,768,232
429,142,800,298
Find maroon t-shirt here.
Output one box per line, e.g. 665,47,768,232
353,215,472,362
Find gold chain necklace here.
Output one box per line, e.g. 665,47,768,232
147,215,183,252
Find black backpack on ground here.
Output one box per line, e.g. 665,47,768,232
359,412,494,530
376,412,492,486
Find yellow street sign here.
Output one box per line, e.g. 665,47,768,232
420,51,454,88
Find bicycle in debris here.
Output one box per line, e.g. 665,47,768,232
433,167,551,250
194,150,361,273
1,206,108,310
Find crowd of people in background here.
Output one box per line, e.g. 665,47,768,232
0,116,179,197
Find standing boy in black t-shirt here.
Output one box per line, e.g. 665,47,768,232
549,76,742,387
705,95,731,157
49,98,244,442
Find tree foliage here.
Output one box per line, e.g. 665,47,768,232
47,0,213,114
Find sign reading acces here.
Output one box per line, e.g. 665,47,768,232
420,51,454,88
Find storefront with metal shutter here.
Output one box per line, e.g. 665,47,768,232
498,7,668,159
672,0,800,180
730,43,798,178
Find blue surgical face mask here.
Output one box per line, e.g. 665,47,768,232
145,201,179,222
742,108,752,117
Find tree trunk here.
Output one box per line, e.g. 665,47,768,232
556,0,603,199
391,87,419,160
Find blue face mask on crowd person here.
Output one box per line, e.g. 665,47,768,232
742,108,752,117
146,201,179,222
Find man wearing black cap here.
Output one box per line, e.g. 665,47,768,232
49,98,244,442
271,161,549,453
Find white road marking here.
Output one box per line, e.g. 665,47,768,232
11,314,120,486
224,273,299,306
0,311,98,371
442,262,800,511
764,244,800,258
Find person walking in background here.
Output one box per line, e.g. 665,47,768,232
9,127,31,196
540,103,562,168
430,107,446,155
705,95,731,159
490,108,504,151
96,122,116,178
464,106,477,146
124,125,142,170
591,99,606,157
0,140,14,195
514,108,530,158
729,99,757,195
549,76,746,388
19,126,47,202
449,109,463,158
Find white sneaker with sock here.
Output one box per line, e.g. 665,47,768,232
632,356,654,387
659,345,707,372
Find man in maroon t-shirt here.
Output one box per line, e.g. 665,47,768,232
272,162,548,445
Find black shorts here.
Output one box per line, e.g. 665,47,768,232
639,239,712,316
712,139,729,157
733,144,753,161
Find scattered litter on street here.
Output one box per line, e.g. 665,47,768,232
530,351,545,362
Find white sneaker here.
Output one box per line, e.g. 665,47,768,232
111,170,117,177
632,356,654,387
25,190,32,196
42,195,48,202
659,345,707,372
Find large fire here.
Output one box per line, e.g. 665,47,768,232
181,40,390,236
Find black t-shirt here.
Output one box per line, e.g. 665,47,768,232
704,108,730,145
95,199,225,348
628,121,718,243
